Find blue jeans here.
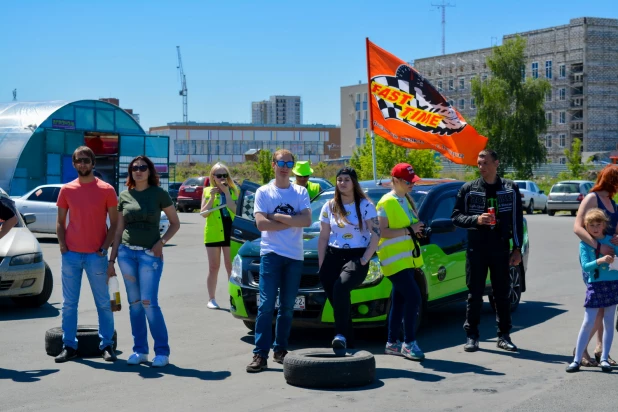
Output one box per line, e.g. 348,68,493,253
61,251,114,350
117,245,170,357
387,268,421,344
253,252,303,358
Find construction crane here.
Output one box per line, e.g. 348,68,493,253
432,1,455,55
176,46,188,124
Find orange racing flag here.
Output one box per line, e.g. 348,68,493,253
366,39,487,166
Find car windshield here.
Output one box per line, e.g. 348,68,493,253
551,183,580,193
305,189,426,232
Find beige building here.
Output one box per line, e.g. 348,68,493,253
342,17,618,163
340,83,371,157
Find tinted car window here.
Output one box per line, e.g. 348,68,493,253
169,183,182,190
582,183,593,193
431,196,457,221
514,181,527,190
27,187,59,203
551,183,580,194
184,177,205,186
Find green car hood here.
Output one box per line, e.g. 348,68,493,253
238,232,320,259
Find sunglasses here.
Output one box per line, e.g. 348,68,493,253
74,158,92,165
214,173,228,179
275,160,295,168
131,165,149,172
399,179,413,186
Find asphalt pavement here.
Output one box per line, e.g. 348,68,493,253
1,212,617,412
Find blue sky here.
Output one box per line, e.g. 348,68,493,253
2,1,616,130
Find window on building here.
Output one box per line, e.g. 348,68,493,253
559,111,566,124
482,73,488,82
459,78,465,90
355,93,360,111
356,93,360,102
546,112,552,125
559,88,566,100
449,79,454,90
559,64,566,78
471,97,476,109
545,91,552,102
362,93,368,110
363,111,368,128
532,62,538,79
449,99,455,107
521,65,526,82
356,111,360,129
559,133,566,148
545,60,552,79
459,99,465,110
559,157,566,165
437,80,443,92
546,135,552,148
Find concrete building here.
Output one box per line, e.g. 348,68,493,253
342,17,618,163
251,95,302,125
150,122,340,165
340,83,371,157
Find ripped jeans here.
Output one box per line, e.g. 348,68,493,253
117,245,169,357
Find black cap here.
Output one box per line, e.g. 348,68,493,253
336,167,358,180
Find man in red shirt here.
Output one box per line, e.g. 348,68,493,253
55,146,119,363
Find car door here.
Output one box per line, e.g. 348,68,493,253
230,181,262,260
421,191,468,301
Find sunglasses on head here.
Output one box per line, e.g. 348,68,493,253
275,160,295,168
131,164,149,172
74,158,92,165
214,173,228,179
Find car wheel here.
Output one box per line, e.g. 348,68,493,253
488,265,522,313
571,210,577,216
542,204,548,214
243,320,256,331
527,200,534,215
548,210,556,216
11,263,53,308
45,325,118,357
283,349,375,388
186,207,194,213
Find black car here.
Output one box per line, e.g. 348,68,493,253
227,179,529,332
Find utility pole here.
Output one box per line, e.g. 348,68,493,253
432,0,455,55
176,46,188,124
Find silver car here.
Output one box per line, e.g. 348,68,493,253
547,180,594,216
0,193,53,307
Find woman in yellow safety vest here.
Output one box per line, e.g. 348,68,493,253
200,162,238,309
376,163,426,361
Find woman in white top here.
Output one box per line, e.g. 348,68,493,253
317,167,380,352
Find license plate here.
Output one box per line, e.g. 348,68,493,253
257,295,305,310
184,187,195,192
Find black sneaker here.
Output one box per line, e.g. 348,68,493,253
273,350,288,364
101,346,117,362
497,335,518,352
55,347,78,363
246,354,267,373
464,336,479,352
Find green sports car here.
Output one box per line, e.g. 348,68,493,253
228,179,529,332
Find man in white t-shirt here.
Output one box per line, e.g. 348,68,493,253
246,149,312,373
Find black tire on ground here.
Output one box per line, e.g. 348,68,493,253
12,263,53,308
527,200,534,214
243,320,256,331
186,207,194,213
548,210,556,216
488,265,522,313
283,349,375,389
45,326,118,357
571,210,577,216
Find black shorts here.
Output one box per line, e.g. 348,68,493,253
205,215,233,248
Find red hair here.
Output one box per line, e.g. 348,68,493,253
591,165,618,198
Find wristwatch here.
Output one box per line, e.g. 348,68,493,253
98,248,108,256
160,239,167,245
360,257,368,265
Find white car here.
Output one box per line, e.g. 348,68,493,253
514,180,548,214
12,184,170,236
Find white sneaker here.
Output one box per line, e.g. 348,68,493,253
152,355,169,368
127,353,148,365
207,299,220,309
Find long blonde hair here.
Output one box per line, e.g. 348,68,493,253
209,162,238,194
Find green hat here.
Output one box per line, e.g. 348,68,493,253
292,161,314,177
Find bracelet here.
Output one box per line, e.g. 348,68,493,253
108,259,115,263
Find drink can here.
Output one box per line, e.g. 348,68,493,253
488,207,496,227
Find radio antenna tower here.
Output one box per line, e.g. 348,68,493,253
432,1,455,55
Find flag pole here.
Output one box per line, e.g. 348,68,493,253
366,38,378,183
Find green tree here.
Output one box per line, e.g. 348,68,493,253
350,134,441,180
255,149,273,184
471,36,551,178
564,138,592,178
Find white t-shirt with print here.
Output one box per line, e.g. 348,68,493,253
320,199,377,249
253,182,311,261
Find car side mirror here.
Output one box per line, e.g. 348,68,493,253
539,190,545,194
429,218,456,235
22,213,36,226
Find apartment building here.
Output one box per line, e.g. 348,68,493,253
340,83,371,157
251,95,302,125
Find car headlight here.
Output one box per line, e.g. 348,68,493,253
362,257,383,285
10,253,43,266
231,255,242,284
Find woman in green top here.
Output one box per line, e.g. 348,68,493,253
200,162,238,309
108,155,180,368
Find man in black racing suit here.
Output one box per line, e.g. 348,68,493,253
451,149,524,353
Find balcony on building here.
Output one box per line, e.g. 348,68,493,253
571,63,583,74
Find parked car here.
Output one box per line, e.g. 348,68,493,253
168,182,182,204
176,177,210,213
547,180,594,216
227,179,529,332
12,184,170,235
0,193,53,307
515,180,548,214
